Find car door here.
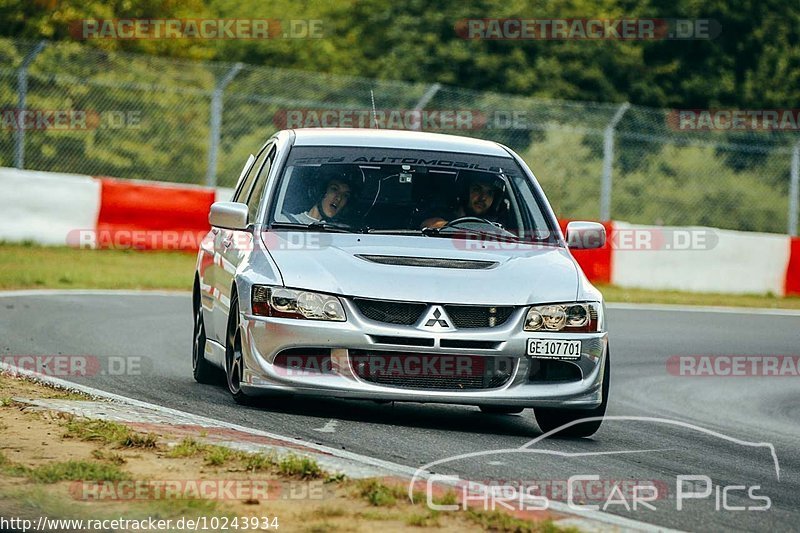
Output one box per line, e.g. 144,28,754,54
211,143,275,343
200,154,255,343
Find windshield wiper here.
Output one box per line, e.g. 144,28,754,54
364,228,422,235
270,221,353,233
421,225,522,242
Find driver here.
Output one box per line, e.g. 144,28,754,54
421,173,503,229
288,167,357,224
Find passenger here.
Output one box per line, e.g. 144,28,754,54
288,168,356,224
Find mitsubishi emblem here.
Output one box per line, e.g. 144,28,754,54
422,306,453,330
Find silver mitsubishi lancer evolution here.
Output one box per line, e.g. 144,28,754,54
193,128,609,437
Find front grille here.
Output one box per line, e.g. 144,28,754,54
444,305,515,328
353,299,516,329
440,339,500,350
353,298,426,325
350,350,515,390
370,335,435,347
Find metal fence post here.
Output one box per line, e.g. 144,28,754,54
206,63,243,187
789,140,800,237
14,40,47,169
600,102,630,221
411,83,441,131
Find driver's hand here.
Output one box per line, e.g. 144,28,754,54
420,217,447,229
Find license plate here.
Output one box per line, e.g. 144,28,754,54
527,339,582,360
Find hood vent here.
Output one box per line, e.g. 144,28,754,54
355,254,498,270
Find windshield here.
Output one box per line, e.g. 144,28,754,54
268,146,558,243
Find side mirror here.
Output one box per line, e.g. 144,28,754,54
209,202,249,231
566,221,606,250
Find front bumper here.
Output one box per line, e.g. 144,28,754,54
238,303,608,409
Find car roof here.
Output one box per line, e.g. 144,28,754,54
290,128,511,157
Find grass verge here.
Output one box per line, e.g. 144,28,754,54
0,242,194,290
166,437,328,479
597,284,800,309
27,460,131,483
64,418,158,448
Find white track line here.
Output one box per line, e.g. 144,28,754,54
606,302,800,316
0,289,189,297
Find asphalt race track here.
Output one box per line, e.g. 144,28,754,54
1,292,798,532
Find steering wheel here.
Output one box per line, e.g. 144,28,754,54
440,216,497,229
439,216,518,238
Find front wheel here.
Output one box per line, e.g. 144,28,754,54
534,351,610,438
225,294,253,405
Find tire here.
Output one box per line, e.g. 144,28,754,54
479,405,525,415
225,293,253,405
192,294,217,384
534,350,610,438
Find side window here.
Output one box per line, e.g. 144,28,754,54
245,148,275,224
232,156,257,203
232,153,255,198
233,142,272,204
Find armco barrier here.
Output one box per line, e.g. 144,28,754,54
1,167,798,296
610,222,793,296
95,178,215,251
0,168,231,251
0,167,100,245
786,237,800,296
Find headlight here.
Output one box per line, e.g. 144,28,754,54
252,286,346,321
524,302,600,332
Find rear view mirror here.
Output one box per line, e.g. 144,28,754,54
209,202,249,231
566,221,606,250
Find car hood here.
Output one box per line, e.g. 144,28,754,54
261,232,579,305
